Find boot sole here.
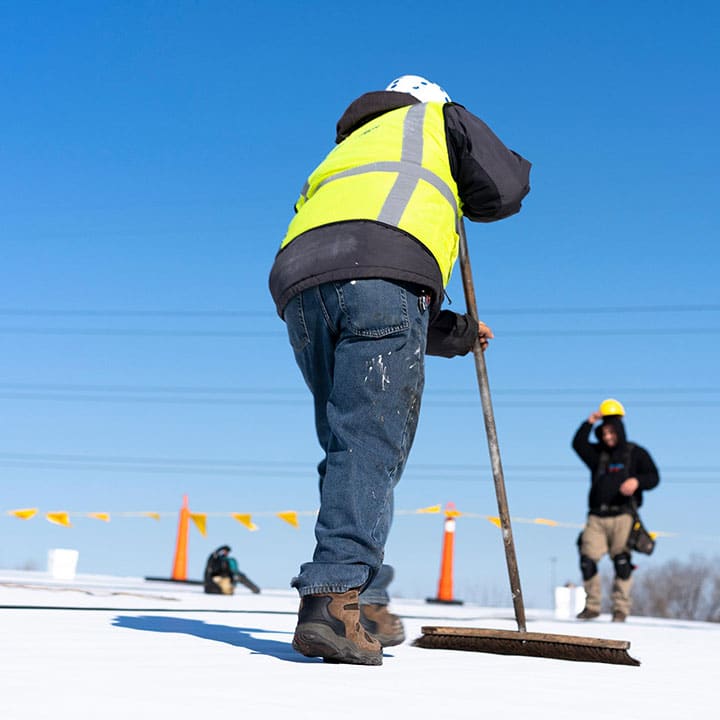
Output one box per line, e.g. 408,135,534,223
293,623,382,666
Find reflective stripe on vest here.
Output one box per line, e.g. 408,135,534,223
281,103,461,286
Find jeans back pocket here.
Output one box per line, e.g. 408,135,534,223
335,279,410,338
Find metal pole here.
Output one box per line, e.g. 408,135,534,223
457,220,527,632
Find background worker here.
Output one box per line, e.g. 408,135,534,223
270,74,531,665
203,545,261,595
572,398,660,622
203,545,235,595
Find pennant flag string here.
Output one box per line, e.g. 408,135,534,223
232,513,258,531
7,508,38,520
0,505,697,541
46,511,71,527
410,505,442,514
190,512,207,537
87,512,110,522
276,510,299,528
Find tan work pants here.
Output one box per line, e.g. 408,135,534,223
213,575,235,595
580,514,633,615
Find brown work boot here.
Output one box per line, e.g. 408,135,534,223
612,611,627,623
576,607,600,620
359,604,406,647
292,589,382,665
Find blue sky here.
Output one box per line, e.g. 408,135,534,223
1,1,718,607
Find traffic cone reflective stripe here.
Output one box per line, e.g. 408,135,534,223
437,516,456,600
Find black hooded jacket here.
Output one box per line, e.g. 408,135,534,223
269,91,531,358
572,417,660,514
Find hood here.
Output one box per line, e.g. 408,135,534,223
594,416,627,450
335,90,420,143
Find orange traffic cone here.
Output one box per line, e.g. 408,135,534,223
426,502,464,605
171,494,190,581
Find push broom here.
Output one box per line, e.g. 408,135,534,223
413,221,640,666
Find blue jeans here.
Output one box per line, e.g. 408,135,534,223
284,279,430,596
360,563,395,605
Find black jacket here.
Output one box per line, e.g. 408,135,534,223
572,418,660,514
269,91,531,358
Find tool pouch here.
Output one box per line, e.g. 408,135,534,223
627,503,656,555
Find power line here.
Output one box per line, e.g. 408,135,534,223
0,327,281,337
0,452,718,480
0,382,718,396
0,391,719,408
1,326,720,338
0,463,714,483
0,303,718,317
0,309,271,317
0,462,715,484
3,383,720,408
501,328,720,337
480,304,720,316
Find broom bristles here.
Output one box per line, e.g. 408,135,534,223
413,627,641,667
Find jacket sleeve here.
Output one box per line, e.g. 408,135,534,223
632,446,660,490
426,311,477,358
444,104,531,222
572,421,600,471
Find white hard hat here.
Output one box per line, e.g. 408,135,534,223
385,74,451,103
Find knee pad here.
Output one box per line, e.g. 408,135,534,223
613,552,634,580
580,555,598,581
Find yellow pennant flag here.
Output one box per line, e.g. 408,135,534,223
232,513,258,531
417,505,442,514
487,516,502,529
534,518,558,527
142,512,161,521
88,512,110,522
46,511,72,527
445,508,462,518
276,511,299,528
190,512,207,537
8,508,38,520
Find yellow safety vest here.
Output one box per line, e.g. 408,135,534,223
280,102,462,286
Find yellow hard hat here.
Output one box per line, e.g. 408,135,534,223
599,398,625,417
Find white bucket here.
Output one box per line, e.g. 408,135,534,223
554,585,586,619
47,548,79,580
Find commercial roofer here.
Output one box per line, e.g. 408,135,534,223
269,74,531,664
203,545,261,595
572,398,660,622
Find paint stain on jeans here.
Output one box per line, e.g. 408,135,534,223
365,354,391,390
